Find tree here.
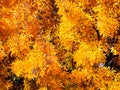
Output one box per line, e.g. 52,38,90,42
1,0,120,90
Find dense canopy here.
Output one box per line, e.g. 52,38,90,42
1,0,120,90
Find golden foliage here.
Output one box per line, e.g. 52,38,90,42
1,0,120,90
93,4,119,37
73,42,105,67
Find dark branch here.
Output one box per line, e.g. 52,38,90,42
92,25,100,41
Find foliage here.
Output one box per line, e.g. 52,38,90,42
1,0,120,90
